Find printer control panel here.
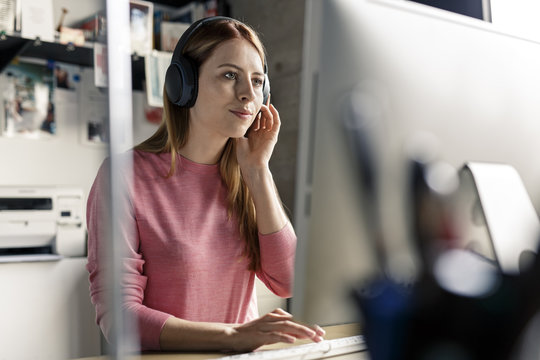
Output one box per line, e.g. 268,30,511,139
57,194,83,225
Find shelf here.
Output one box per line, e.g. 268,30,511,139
20,39,94,67
0,34,94,71
151,0,194,6
0,34,149,91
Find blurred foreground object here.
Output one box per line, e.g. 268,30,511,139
354,160,540,360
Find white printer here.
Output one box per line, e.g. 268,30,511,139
0,186,86,258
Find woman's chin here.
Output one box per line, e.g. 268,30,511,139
232,127,251,139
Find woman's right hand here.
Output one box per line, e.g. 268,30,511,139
227,308,326,352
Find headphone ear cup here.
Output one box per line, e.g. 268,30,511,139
262,73,270,105
165,57,199,107
165,61,182,105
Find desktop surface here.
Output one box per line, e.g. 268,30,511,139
75,323,364,360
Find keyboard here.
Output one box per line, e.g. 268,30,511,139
216,335,366,359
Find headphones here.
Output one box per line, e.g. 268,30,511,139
165,16,270,108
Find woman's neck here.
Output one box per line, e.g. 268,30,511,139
178,134,228,165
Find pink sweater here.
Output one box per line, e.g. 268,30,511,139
86,150,297,350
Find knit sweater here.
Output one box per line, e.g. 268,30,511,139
86,150,297,350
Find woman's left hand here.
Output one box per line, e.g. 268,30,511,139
235,101,281,171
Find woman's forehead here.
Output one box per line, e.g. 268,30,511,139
206,38,264,72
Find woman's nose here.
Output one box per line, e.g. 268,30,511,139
236,78,256,102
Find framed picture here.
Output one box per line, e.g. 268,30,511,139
160,21,189,52
0,57,56,139
54,62,81,91
145,50,172,107
130,0,153,56
79,67,108,146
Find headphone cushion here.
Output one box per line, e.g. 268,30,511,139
262,73,270,105
165,62,182,105
165,57,199,107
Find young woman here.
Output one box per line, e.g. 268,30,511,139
86,16,325,352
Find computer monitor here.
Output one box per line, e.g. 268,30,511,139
292,0,540,326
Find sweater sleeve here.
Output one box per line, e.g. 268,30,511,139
256,222,297,298
86,158,171,350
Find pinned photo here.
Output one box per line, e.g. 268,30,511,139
1,57,56,138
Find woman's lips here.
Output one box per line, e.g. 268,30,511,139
230,110,253,120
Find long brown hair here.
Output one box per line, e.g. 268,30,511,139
135,18,265,271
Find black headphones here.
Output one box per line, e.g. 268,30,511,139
165,16,270,108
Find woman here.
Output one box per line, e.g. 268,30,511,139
86,16,324,352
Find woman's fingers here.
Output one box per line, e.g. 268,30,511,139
258,104,271,130
314,324,326,337
252,112,261,132
257,103,280,132
262,321,317,338
272,308,292,317
230,310,325,352
269,104,280,131
258,309,324,342
271,308,324,338
265,332,297,345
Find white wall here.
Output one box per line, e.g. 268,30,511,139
0,89,158,202
132,90,161,146
0,88,107,199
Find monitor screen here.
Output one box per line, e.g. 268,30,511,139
408,0,488,20
292,0,540,326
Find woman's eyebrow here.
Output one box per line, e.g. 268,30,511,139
218,63,264,76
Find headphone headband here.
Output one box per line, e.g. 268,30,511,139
165,16,270,108
171,16,233,64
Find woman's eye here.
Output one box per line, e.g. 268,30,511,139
253,78,264,87
225,72,237,80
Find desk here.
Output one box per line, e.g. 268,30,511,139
77,323,367,360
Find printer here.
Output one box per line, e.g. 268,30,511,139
0,186,86,257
